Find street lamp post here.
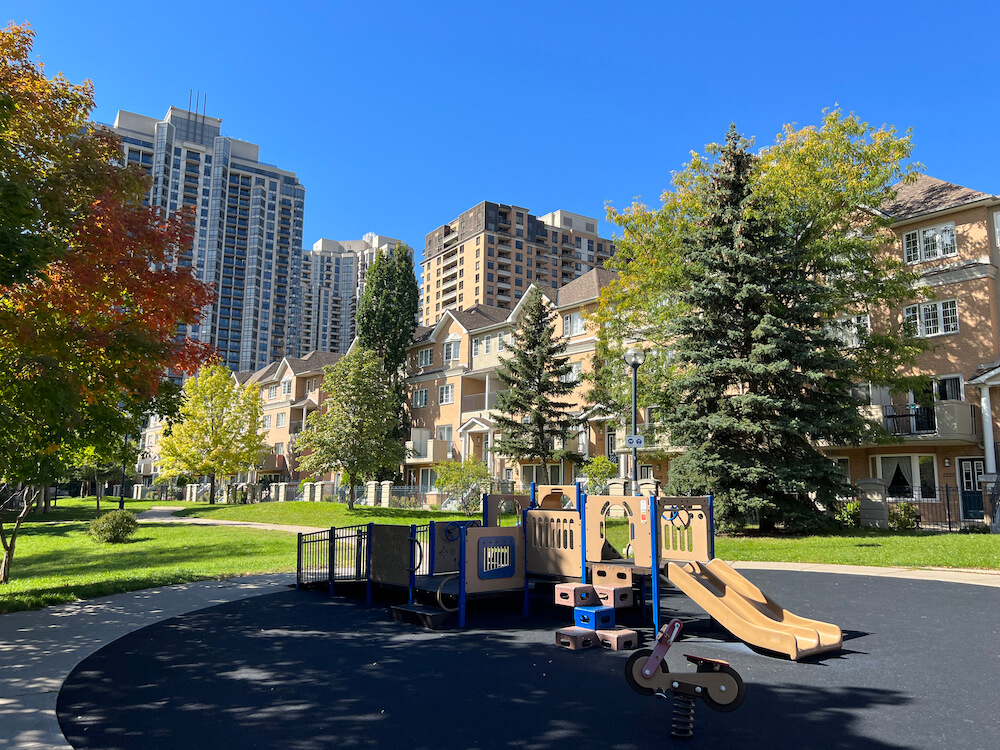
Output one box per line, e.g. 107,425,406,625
623,346,646,496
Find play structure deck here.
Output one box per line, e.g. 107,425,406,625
297,484,842,660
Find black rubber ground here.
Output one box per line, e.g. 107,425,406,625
57,571,1000,749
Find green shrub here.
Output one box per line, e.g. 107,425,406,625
958,523,991,534
888,502,920,530
89,509,139,543
835,500,861,527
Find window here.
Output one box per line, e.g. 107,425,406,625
484,334,492,354
281,380,292,396
274,442,285,456
497,332,506,352
902,222,957,263
936,376,963,401
276,412,286,428
413,389,428,408
904,300,958,337
418,348,433,367
563,312,585,336
472,338,480,357
262,415,272,429
871,454,937,501
837,314,870,348
436,425,452,443
439,384,455,404
268,385,278,399
560,361,584,383
443,341,460,362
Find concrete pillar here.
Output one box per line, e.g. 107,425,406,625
607,478,627,496
856,477,889,529
366,481,378,506
979,385,996,474
380,480,393,507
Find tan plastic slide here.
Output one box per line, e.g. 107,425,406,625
666,559,843,660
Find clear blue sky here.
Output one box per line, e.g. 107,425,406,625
9,1,1000,268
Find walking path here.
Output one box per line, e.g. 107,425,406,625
2,506,998,748
136,505,327,535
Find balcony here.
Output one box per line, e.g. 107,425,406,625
260,454,287,472
876,401,981,444
461,390,508,413
404,438,455,464
613,423,677,455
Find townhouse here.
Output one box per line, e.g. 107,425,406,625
825,175,1000,521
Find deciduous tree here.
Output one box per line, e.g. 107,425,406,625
435,458,493,516
296,349,405,510
158,363,266,505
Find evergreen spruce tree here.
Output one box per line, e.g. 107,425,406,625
356,243,419,377
494,287,581,481
665,126,874,531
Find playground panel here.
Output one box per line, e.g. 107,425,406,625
584,495,652,568
525,510,583,578
656,496,712,564
368,525,412,587
463,526,525,594
534,484,580,509
483,494,530,528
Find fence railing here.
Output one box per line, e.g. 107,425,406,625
884,485,993,532
297,528,332,588
331,524,369,582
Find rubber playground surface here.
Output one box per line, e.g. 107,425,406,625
57,570,1000,750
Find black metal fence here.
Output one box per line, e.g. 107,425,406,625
296,528,333,589
884,485,994,532
330,524,369,583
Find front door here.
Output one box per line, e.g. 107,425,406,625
959,458,985,520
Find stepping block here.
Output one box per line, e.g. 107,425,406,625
555,626,597,650
574,605,615,630
592,564,633,586
596,628,639,651
554,582,600,607
390,604,452,630
594,584,633,609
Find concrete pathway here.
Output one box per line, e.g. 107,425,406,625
137,505,327,535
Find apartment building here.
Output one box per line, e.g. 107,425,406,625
245,350,341,483
300,234,402,355
111,106,306,372
402,268,661,489
824,175,1000,521
420,201,616,326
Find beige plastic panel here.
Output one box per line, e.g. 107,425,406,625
483,494,530,527
534,484,579,509
656,496,712,564
368,525,412,586
525,510,583,577
433,522,461,574
584,495,652,568
463,526,526,594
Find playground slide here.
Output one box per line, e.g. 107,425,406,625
666,559,842,660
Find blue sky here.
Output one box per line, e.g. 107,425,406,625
9,1,1000,268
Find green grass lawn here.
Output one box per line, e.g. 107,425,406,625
1,500,295,614
173,499,499,527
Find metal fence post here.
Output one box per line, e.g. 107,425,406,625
328,527,335,597
296,532,302,589
945,485,952,532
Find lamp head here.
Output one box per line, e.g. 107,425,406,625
623,347,646,368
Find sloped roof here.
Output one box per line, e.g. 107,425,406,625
288,350,341,374
883,175,993,221
233,371,254,385
413,325,434,343
556,267,618,307
451,304,511,332
246,361,280,385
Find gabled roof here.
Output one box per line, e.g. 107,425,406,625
233,371,254,385
413,325,434,344
451,304,510,332
246,361,281,386
883,175,993,221
246,351,341,386
556,267,618,308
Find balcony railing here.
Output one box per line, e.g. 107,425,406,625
880,401,980,442
461,390,508,412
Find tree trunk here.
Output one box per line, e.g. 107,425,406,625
347,474,355,511
209,474,216,505
0,489,36,585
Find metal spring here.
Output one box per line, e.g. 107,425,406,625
671,693,696,739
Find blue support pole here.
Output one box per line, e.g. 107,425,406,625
649,495,660,632
481,492,489,528
579,490,587,583
408,524,417,605
365,522,374,606
458,527,468,628
529,481,537,509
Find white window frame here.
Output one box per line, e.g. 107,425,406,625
869,453,939,502
262,414,272,429
413,389,428,408
837,314,871,349
484,334,492,354
560,361,584,383
497,332,506,352
438,383,455,404
275,442,285,456
276,412,286,428
281,380,292,396
472,338,480,357
935,374,964,401
563,312,585,337
443,341,460,362
268,385,278,400
418,348,433,368
902,222,957,264
904,299,958,337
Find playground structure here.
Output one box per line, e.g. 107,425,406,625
297,483,842,659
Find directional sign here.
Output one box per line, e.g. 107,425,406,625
625,435,645,449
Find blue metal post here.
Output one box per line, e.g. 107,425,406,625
408,524,417,604
458,527,467,628
365,522,374,606
579,491,587,583
481,491,489,527
296,532,302,589
529,481,537,509
649,495,660,632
